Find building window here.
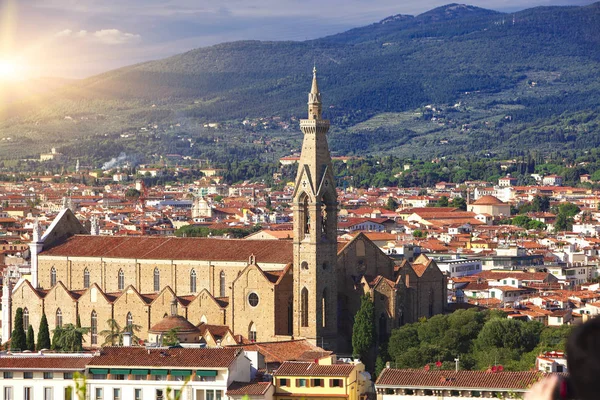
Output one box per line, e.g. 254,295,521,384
3,372,13,379
43,372,53,379
205,390,222,400
118,270,125,290
24,388,32,400
4,387,12,400
126,312,133,328
296,379,307,387
219,271,226,297
155,390,163,400
113,389,121,400
279,379,289,387
84,269,90,289
330,379,343,387
301,261,309,270
64,373,73,379
248,322,257,342
23,308,29,329
301,287,309,327
153,268,160,292
95,388,103,400
64,388,73,400
24,372,33,379
322,289,327,328
248,293,259,307
190,270,197,293
50,267,57,287
312,379,323,387
44,388,53,400
134,389,142,400
56,308,63,328
91,311,98,345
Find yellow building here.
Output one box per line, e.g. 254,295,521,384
273,360,370,400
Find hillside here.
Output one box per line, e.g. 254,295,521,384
1,2,600,164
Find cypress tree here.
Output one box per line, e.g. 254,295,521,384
352,295,375,363
26,325,35,351
51,327,63,351
37,313,51,351
10,308,26,351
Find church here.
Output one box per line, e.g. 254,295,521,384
3,69,446,352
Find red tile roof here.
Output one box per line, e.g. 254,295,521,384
87,347,241,368
227,381,273,395
274,361,355,377
0,355,91,370
41,235,293,264
232,340,330,364
376,369,547,390
149,316,200,334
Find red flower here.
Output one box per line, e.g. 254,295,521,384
491,366,498,373
424,364,430,371
497,365,504,372
435,361,442,368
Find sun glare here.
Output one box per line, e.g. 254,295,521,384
0,59,21,82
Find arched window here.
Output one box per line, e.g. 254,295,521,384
321,289,327,328
303,196,310,236
83,268,90,289
301,288,309,327
429,289,434,317
248,322,257,342
23,308,29,329
190,269,197,293
126,312,133,328
55,309,62,328
118,269,125,290
219,270,226,297
91,311,98,345
153,268,160,292
50,267,57,287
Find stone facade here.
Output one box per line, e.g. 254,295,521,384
5,72,447,351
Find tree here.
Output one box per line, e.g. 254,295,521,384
99,319,122,346
51,327,63,351
11,308,26,351
554,213,572,232
163,328,180,347
386,197,398,211
26,325,35,351
352,295,375,362
53,324,88,352
437,196,449,207
450,197,467,211
413,230,426,239
124,188,141,200
37,313,51,351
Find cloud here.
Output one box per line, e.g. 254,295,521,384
54,28,141,45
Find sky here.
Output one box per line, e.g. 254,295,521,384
0,0,596,80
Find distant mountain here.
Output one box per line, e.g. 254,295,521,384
1,2,600,162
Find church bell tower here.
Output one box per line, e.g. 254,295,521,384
292,67,338,349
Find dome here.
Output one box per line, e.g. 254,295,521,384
472,195,504,205
149,315,200,334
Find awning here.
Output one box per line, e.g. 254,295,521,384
110,369,130,375
197,370,218,377
89,369,109,375
171,370,192,377
150,369,169,376
130,369,149,376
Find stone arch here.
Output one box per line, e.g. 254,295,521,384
301,287,309,327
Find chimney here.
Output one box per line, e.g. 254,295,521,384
122,331,132,347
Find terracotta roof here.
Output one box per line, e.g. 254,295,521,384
472,196,505,206
232,339,330,364
227,381,272,395
149,316,200,334
87,347,240,368
376,369,547,390
274,361,355,377
41,235,293,264
0,355,90,370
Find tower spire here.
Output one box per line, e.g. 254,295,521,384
308,66,322,120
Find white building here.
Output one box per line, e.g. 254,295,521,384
433,257,482,278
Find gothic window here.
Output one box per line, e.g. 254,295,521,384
118,269,125,291
190,269,197,293
23,308,29,329
91,311,98,345
50,267,57,287
153,268,160,292
301,288,309,327
248,293,259,307
321,201,327,238
84,268,90,289
248,322,257,342
55,309,62,328
126,312,133,328
322,289,327,328
303,196,310,236
219,270,225,297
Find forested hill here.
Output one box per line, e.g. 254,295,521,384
1,2,600,162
